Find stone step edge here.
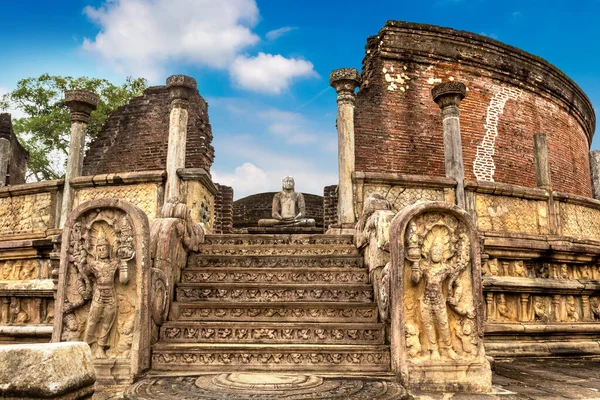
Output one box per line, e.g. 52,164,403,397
176,283,374,289
152,343,390,350
169,302,379,322
161,321,385,328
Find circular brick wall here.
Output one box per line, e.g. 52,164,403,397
233,192,324,228
354,21,595,196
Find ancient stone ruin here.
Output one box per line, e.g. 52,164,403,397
0,21,598,398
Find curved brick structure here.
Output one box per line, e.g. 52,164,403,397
82,85,214,176
355,21,596,196
233,192,324,228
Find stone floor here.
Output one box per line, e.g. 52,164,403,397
92,357,600,400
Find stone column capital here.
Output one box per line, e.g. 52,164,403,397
431,81,466,111
166,75,197,107
330,68,361,105
64,90,99,123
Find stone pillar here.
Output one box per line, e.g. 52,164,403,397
165,75,197,203
0,137,10,187
520,294,530,322
590,151,600,200
432,82,467,209
582,295,591,321
330,68,361,227
60,90,99,227
534,133,551,187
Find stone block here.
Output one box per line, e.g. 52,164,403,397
0,342,95,399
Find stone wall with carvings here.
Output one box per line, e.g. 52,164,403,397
73,183,160,220
475,193,549,235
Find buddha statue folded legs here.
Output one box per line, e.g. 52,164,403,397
257,176,316,228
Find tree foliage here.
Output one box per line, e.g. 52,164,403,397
0,74,148,181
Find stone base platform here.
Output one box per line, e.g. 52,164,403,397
247,227,325,234
91,358,600,399
123,373,408,399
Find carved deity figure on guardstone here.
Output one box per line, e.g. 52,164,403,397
84,234,129,358
258,176,316,227
407,217,473,360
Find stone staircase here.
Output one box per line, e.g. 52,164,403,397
151,234,390,373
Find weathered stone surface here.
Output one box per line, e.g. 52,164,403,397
0,342,95,398
125,374,407,399
388,201,491,392
53,199,152,384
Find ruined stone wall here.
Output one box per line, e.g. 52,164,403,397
233,192,324,228
323,185,338,228
82,86,214,176
355,21,595,197
0,114,28,185
214,184,233,234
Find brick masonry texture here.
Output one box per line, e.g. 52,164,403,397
82,86,215,176
233,192,324,228
214,184,233,234
354,21,596,197
0,113,28,185
323,185,339,228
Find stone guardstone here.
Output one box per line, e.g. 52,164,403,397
385,201,492,392
0,342,96,399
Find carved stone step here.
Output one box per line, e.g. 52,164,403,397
151,343,391,372
194,245,359,257
169,302,379,323
175,283,374,303
202,234,354,246
160,322,385,345
181,267,369,284
187,255,363,269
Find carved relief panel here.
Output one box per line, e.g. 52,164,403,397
485,293,596,323
53,199,151,384
0,297,54,325
388,202,491,392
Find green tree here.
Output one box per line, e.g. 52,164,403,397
0,74,147,181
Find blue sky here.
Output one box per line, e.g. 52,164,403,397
0,0,598,198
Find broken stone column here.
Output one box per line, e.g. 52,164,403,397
165,75,196,203
60,90,99,227
432,82,467,209
534,132,551,188
590,151,600,200
330,68,361,227
0,137,10,187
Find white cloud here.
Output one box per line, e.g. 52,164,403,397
266,26,297,41
81,0,260,82
230,52,317,94
211,136,337,199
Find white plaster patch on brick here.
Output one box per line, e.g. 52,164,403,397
427,77,443,85
473,86,523,181
383,64,411,91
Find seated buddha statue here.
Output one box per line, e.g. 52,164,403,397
258,176,316,227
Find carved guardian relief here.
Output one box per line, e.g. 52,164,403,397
403,212,480,361
53,199,151,384
389,202,490,392
58,207,136,358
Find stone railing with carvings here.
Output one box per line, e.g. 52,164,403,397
466,180,600,356
353,172,457,221
0,180,63,342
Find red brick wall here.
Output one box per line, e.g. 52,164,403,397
82,86,214,176
0,113,28,185
354,22,595,197
214,184,233,234
323,185,338,229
